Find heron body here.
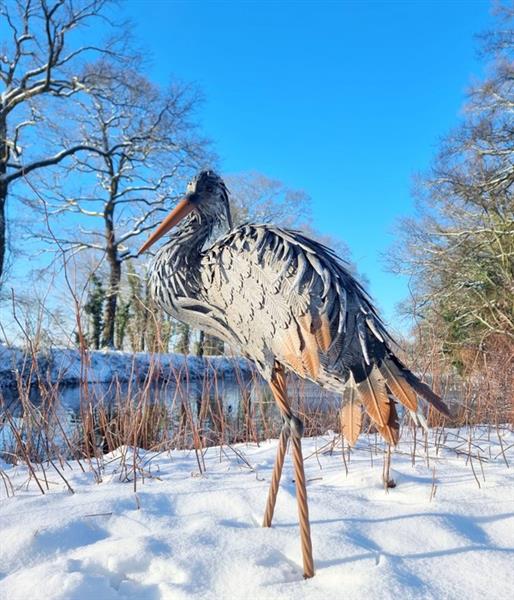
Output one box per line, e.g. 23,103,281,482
141,170,449,578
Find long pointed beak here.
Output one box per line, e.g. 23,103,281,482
138,198,195,255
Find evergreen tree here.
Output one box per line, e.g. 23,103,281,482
174,323,191,355
84,274,105,350
115,299,131,350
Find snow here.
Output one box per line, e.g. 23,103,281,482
0,344,254,388
1,427,513,599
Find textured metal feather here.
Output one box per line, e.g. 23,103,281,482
290,252,308,293
404,374,450,416
312,312,332,353
366,317,385,343
278,322,306,378
379,358,417,411
340,386,362,447
147,190,449,421
356,316,370,366
376,398,400,445
355,366,390,428
297,314,320,379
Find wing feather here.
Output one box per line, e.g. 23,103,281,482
312,312,332,353
297,313,320,378
199,224,448,422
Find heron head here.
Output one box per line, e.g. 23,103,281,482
138,169,232,254
185,170,232,225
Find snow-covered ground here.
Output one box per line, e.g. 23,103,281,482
1,427,513,600
0,344,254,388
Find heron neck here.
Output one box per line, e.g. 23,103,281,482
155,212,216,285
173,213,217,255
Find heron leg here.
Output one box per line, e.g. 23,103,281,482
263,363,315,579
290,428,314,578
262,419,290,528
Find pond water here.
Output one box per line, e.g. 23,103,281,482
0,373,343,458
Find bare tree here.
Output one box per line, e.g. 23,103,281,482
225,172,311,228
34,62,209,347
225,171,354,260
0,0,129,283
390,9,514,361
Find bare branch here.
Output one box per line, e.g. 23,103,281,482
3,144,110,185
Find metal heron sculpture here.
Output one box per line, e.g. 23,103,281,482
139,170,449,579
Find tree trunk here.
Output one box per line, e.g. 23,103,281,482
102,249,121,348
196,330,205,356
204,333,224,355
0,115,7,284
0,186,6,285
175,322,191,355
101,192,122,348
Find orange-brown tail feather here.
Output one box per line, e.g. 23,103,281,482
340,385,362,447
355,366,390,429
403,371,450,416
349,356,449,445
379,358,417,412
376,398,400,445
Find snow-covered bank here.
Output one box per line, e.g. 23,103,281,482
0,344,254,389
1,427,513,599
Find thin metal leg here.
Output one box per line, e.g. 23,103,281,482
263,423,290,527
291,434,314,578
264,362,315,579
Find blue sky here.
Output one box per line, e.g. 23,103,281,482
0,1,496,337
121,0,494,331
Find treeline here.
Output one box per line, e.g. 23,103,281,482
391,6,513,418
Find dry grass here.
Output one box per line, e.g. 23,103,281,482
1,338,512,499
